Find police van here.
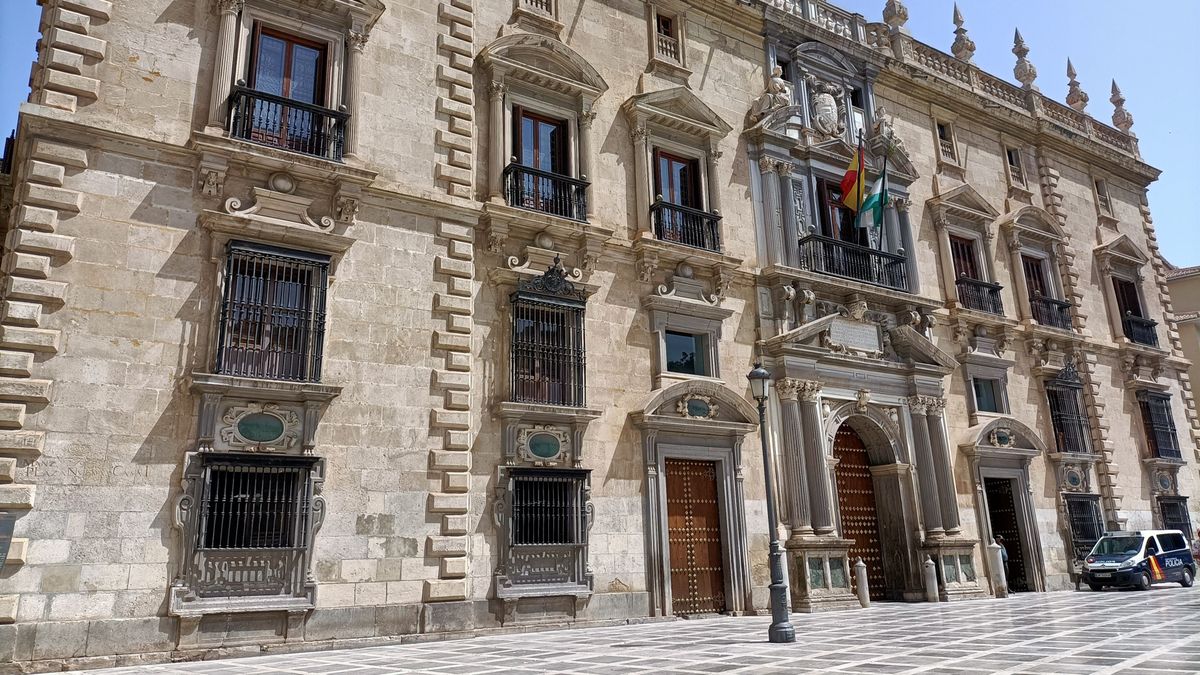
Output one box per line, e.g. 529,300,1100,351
1081,529,1195,591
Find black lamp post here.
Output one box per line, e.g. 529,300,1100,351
747,362,796,644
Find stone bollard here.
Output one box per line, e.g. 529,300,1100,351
854,557,870,608
986,539,1008,599
923,555,939,602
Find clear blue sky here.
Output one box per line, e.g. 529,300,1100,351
1,0,1196,264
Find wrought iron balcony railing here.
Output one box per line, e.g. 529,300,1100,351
1122,314,1159,347
503,163,589,222
651,200,722,252
228,86,348,162
956,277,1004,315
797,234,909,292
1030,294,1073,330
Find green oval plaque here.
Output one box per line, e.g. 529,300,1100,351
686,398,711,418
238,412,285,443
528,433,561,459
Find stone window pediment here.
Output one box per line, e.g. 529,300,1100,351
623,87,732,141
479,33,608,100
1095,234,1149,270
929,183,1000,228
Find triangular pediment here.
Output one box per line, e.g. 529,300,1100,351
888,325,958,370
1095,233,1149,266
624,87,732,139
928,183,1000,224
866,135,919,183
809,136,856,163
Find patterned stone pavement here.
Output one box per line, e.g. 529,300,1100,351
95,588,1200,674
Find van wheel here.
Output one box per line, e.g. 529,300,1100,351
1181,568,1194,588
1137,572,1153,590
1088,583,1104,592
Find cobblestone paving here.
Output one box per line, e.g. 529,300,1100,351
96,588,1200,674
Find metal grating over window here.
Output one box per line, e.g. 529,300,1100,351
1046,384,1091,454
215,242,329,382
1138,392,1181,459
1065,495,1104,561
198,457,314,550
1160,498,1192,539
511,470,585,546
510,258,587,408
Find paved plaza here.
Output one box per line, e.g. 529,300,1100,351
94,588,1200,674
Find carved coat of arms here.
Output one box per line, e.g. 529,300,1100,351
802,69,847,139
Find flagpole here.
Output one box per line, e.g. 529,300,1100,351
879,148,887,252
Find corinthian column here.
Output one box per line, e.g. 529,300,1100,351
907,396,944,538
342,30,368,160
777,379,812,536
488,82,506,202
798,381,835,534
759,157,784,266
207,0,245,129
925,397,961,534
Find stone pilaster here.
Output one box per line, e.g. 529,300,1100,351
207,0,244,128
924,397,960,534
776,378,812,537
907,396,944,538
797,381,834,535
342,30,368,159
434,0,475,198
425,220,476,601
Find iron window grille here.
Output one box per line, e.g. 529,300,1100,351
511,470,587,546
215,242,330,383
1065,494,1104,562
192,453,318,599
510,257,586,407
496,467,594,598
1046,362,1091,454
1160,498,1192,539
1138,392,1181,459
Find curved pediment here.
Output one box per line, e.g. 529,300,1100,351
478,33,608,99
623,87,733,140
794,41,858,75
996,205,1065,242
636,379,758,426
958,417,1048,457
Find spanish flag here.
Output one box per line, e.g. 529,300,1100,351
840,143,866,213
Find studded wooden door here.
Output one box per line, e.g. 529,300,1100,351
665,458,726,615
833,426,887,600
984,477,1029,592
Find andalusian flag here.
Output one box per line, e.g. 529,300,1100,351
857,169,889,234
839,143,866,213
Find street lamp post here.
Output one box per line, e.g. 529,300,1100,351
747,362,796,644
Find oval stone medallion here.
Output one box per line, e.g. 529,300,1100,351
237,412,285,443
685,398,711,418
528,433,561,459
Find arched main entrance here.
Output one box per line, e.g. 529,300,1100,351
833,424,887,600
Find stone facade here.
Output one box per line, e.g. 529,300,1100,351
0,0,1193,670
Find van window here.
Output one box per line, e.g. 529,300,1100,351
1158,533,1187,552
1092,536,1143,556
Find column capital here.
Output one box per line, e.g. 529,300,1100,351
906,394,932,415
580,109,597,129
216,0,244,14
776,378,802,401
773,159,794,177
794,380,822,402
488,81,507,100
630,123,650,146
348,30,369,52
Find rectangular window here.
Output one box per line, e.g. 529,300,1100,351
816,178,865,246
654,150,702,209
215,242,329,382
654,13,680,62
511,295,586,407
1065,495,1104,561
252,27,325,104
1022,255,1049,298
511,470,585,546
849,88,865,139
1095,178,1112,215
199,457,314,550
972,377,1003,413
949,235,980,280
1139,392,1181,459
513,107,569,176
1113,277,1144,319
1046,384,1091,454
1160,498,1192,540
1006,147,1026,186
665,330,709,376
936,122,956,161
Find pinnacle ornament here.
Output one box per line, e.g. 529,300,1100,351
1012,28,1038,90
1110,80,1135,135
1065,59,1089,112
951,4,975,62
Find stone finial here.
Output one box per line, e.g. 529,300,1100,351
883,0,909,32
1012,28,1038,90
1065,59,1089,113
1110,79,1135,135
951,3,975,62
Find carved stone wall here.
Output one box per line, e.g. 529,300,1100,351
434,1,476,198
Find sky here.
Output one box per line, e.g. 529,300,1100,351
0,0,1197,265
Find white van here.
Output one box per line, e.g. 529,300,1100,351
1081,529,1195,591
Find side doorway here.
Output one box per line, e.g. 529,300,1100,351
664,458,727,615
983,476,1034,592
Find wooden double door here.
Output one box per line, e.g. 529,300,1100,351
833,426,887,601
665,458,727,615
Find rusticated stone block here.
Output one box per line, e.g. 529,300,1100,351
59,0,113,20
437,220,473,242
3,252,52,279
0,405,26,430
431,409,468,430
0,351,35,377
442,514,468,535
48,27,106,59
442,471,469,493
0,431,41,453
16,205,58,232
434,331,470,353
0,377,51,402
6,277,68,305
27,160,66,186
440,557,468,578
23,183,82,213
434,256,473,278
423,579,467,603
9,228,76,260
43,70,100,100
31,139,88,169
3,301,43,327
46,48,85,75
427,493,467,513
0,484,36,509
0,326,61,353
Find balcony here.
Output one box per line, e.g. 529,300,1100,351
228,86,348,162
956,277,1004,315
1030,294,1073,330
1122,314,1159,347
656,33,680,62
503,163,589,222
797,234,908,292
651,200,722,252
